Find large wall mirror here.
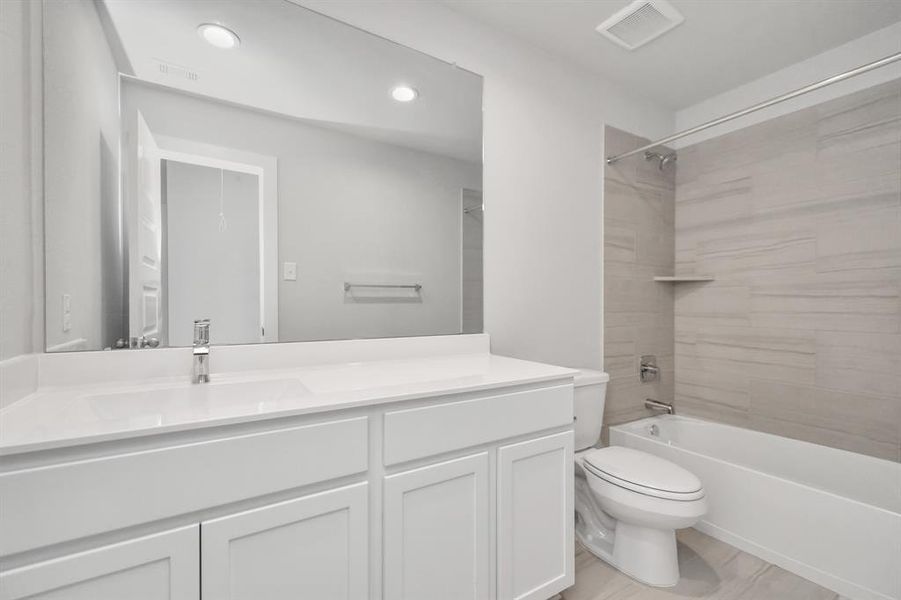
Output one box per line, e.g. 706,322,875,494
43,0,483,352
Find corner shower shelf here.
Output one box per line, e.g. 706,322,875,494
653,275,715,282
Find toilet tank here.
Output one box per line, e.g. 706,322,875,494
572,369,610,451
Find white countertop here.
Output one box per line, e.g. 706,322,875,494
0,353,575,456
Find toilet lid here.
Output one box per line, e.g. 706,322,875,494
583,446,704,500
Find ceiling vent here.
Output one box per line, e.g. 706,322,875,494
596,0,685,51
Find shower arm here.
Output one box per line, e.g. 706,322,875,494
605,52,901,165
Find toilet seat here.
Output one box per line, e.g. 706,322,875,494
582,447,705,501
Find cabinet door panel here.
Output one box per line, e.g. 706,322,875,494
384,453,490,600
0,525,198,600
201,483,367,599
498,432,573,600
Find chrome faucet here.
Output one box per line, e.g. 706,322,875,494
645,399,674,415
192,319,211,384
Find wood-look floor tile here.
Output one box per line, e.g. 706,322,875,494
566,530,840,600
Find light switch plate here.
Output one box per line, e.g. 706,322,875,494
283,262,297,281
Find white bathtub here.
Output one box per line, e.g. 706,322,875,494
609,415,901,600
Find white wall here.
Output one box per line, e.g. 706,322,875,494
43,0,123,351
124,81,480,343
299,1,676,370
674,22,901,147
165,162,261,347
0,0,42,361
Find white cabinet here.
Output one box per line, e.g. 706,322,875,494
1,379,574,600
497,432,574,600
384,453,490,600
201,483,368,600
0,525,198,600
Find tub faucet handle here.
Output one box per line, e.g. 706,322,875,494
640,355,659,383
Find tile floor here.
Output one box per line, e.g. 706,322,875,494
562,528,844,600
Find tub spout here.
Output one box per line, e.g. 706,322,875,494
645,399,674,415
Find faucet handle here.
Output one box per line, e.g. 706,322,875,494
639,355,659,383
193,319,210,345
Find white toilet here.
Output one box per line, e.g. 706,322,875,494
572,370,707,587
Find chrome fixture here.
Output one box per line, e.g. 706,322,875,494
132,336,160,349
645,399,674,415
644,150,676,171
193,319,211,384
344,282,422,292
114,336,159,349
606,52,901,165
639,355,659,383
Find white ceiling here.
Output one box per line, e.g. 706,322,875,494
444,0,901,109
100,0,482,161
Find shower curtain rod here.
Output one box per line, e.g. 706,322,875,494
605,52,901,165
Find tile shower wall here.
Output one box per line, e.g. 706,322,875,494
603,127,676,430
674,80,901,461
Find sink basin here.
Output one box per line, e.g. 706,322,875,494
70,378,311,426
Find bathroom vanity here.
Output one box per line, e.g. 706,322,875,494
0,335,575,600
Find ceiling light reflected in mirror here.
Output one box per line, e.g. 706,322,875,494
197,23,240,49
391,85,419,102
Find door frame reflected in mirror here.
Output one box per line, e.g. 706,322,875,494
131,123,280,347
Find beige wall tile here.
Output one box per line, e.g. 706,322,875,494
675,178,753,231
674,285,751,329
604,224,637,263
671,81,901,461
816,331,901,398
816,205,900,274
604,126,675,425
749,278,900,333
749,380,899,444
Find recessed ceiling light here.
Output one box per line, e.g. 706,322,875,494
391,85,418,103
197,23,240,49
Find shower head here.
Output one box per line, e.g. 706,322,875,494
644,150,677,171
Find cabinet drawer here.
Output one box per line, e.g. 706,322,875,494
383,384,572,465
0,417,368,556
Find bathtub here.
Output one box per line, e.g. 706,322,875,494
609,415,901,600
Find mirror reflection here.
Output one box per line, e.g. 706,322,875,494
43,0,483,352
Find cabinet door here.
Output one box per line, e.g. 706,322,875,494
201,483,368,600
384,453,490,600
0,525,198,600
497,432,574,600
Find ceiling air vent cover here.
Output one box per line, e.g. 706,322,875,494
596,0,685,51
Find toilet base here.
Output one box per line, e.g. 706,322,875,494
611,522,679,587
575,478,680,588
576,520,680,588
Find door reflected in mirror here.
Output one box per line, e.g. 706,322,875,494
42,0,483,352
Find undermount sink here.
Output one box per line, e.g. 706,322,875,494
71,378,311,425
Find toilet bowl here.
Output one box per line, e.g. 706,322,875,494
571,370,707,587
